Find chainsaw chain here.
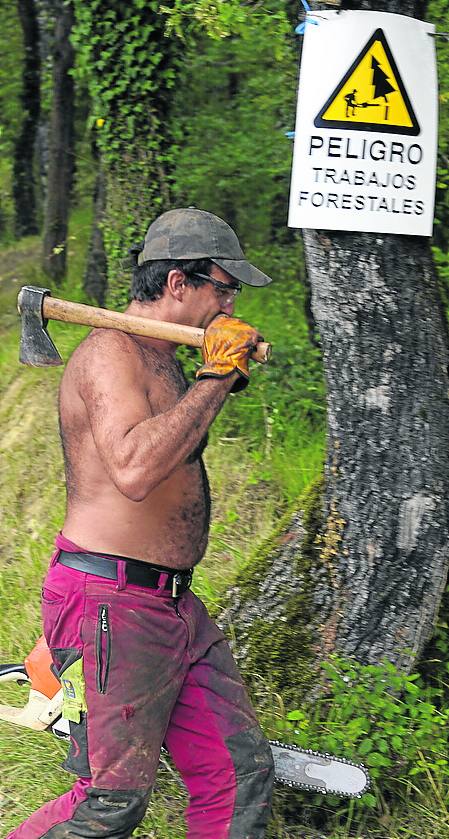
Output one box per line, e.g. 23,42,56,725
269,740,371,799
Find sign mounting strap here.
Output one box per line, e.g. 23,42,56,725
296,0,319,35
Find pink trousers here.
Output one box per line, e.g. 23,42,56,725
7,534,273,838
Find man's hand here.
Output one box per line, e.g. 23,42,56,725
196,314,263,392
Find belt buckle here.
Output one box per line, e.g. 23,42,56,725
172,573,182,598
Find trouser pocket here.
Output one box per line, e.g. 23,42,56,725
52,647,87,723
51,647,91,777
95,604,111,694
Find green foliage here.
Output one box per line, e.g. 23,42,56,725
171,5,296,249
160,0,252,40
0,2,23,239
0,3,22,143
429,1,449,297
71,1,182,293
70,0,299,300
280,657,449,812
71,2,177,161
256,656,449,835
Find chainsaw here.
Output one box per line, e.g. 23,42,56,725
0,636,370,799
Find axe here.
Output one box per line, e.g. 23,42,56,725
17,286,271,367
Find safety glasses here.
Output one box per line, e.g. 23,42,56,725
192,273,242,301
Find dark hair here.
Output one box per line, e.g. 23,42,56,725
129,247,212,303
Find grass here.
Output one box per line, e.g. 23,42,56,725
0,207,95,834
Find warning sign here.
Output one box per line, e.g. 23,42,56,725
315,29,420,135
288,11,438,236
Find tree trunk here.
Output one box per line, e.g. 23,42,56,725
13,0,41,237
35,0,56,208
225,0,449,681
42,0,74,282
304,230,449,670
83,142,108,306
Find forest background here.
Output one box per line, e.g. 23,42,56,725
1,1,449,837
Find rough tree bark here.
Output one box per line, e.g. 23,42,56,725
42,0,74,282
304,230,449,670
223,0,449,682
13,0,41,237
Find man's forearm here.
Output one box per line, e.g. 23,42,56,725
117,375,237,500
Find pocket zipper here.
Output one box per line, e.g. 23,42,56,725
95,604,111,694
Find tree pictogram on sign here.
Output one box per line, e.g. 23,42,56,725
314,28,420,135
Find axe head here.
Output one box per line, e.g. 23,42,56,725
17,286,63,367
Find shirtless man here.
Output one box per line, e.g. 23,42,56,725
8,208,275,839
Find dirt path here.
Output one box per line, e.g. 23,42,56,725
0,239,41,333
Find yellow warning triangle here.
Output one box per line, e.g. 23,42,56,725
314,28,420,135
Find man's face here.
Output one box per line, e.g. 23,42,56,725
186,264,241,328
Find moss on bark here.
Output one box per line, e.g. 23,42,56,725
219,476,327,701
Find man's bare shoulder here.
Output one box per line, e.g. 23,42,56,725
68,329,148,371
63,329,150,395
71,328,145,362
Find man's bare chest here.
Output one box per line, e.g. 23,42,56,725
141,351,189,416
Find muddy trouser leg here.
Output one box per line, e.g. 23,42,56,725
165,627,275,839
6,558,192,839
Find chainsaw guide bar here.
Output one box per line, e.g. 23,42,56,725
269,740,370,798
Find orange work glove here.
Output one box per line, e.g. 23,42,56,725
196,314,263,392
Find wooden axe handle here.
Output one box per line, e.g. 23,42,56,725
41,296,271,364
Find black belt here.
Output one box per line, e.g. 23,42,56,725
57,550,193,597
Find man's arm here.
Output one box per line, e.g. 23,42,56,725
77,331,238,502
